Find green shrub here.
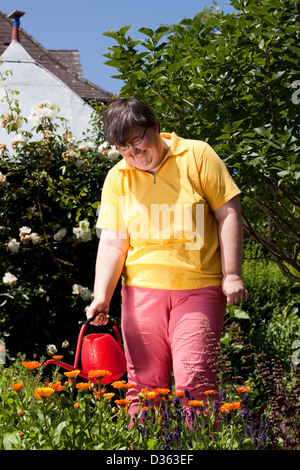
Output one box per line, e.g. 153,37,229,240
222,242,299,372
241,253,298,358
0,97,121,359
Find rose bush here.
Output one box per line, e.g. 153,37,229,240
0,89,120,358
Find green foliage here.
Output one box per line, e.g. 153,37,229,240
102,0,300,281
223,242,299,369
263,305,300,361
0,94,121,358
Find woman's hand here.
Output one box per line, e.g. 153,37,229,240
222,274,248,305
85,297,109,326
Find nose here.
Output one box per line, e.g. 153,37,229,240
129,145,143,157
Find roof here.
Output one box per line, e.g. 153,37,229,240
0,10,113,102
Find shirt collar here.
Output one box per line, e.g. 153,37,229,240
161,132,188,157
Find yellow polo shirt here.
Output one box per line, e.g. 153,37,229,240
97,132,240,290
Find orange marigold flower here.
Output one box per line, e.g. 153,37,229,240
88,369,112,379
115,398,132,407
52,355,63,361
51,381,65,392
76,382,91,390
124,383,135,388
111,380,134,389
18,410,25,415
139,388,157,400
64,370,80,378
111,380,126,388
22,360,41,370
154,388,170,396
188,400,204,408
173,390,185,397
236,386,251,393
204,390,214,396
219,401,241,413
74,402,80,408
12,383,23,392
104,393,115,400
34,387,55,399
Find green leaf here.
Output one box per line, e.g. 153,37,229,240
272,71,286,79
232,119,246,133
232,308,250,320
53,421,67,446
139,27,154,37
102,25,131,39
2,432,20,450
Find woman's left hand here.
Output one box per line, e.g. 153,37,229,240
222,274,248,305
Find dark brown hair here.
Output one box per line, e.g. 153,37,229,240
103,98,160,146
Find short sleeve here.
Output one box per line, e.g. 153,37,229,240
96,169,128,232
200,144,241,211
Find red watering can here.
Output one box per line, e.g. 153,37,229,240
45,316,126,385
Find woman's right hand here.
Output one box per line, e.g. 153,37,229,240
85,297,110,326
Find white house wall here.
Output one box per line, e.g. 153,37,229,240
0,41,95,153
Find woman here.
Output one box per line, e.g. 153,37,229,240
86,98,248,416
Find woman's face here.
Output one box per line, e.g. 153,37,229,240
118,125,168,172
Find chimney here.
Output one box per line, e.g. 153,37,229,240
8,10,25,43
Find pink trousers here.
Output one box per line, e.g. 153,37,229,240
121,285,226,417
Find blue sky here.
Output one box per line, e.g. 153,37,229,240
1,0,236,95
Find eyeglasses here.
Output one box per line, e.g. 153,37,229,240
117,128,148,153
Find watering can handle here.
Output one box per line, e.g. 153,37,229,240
73,316,123,369
84,316,123,346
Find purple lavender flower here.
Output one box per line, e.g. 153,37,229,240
173,396,180,408
214,399,220,412
164,433,173,449
242,392,249,404
260,433,267,446
251,421,258,434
